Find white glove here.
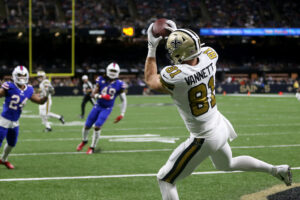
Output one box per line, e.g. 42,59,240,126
94,93,100,99
44,85,54,97
147,23,162,58
165,20,177,32
296,93,300,101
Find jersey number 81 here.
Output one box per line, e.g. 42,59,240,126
188,76,216,116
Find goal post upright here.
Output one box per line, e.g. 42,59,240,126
29,0,75,78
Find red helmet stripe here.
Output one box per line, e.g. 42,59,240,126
20,65,23,71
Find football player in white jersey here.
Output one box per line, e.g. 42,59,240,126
37,71,65,132
145,22,292,200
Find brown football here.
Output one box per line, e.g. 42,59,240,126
152,18,171,38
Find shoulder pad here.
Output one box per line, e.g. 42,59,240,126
120,81,127,89
96,76,102,83
1,81,10,90
202,46,218,61
160,65,184,90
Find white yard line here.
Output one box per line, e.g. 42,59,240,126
20,134,160,142
18,130,299,143
9,149,173,157
0,168,299,182
232,144,300,149
8,143,300,157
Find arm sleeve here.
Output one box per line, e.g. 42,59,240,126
202,46,218,73
119,92,127,116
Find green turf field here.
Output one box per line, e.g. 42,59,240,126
0,95,299,200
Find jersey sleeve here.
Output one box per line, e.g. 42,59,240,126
160,65,183,92
121,81,127,90
202,46,219,66
95,76,102,86
118,80,127,94
28,85,34,99
1,81,10,90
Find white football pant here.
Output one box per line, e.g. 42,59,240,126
157,122,273,200
39,99,61,129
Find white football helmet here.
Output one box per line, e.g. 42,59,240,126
12,65,29,85
82,75,88,81
106,62,120,79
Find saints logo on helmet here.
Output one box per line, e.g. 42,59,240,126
166,29,202,64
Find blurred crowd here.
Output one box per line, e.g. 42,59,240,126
2,0,299,29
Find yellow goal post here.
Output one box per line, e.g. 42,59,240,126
28,0,75,79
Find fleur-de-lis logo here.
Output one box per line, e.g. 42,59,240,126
171,38,182,49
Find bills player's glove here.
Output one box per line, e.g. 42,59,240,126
165,20,177,32
94,94,111,100
114,115,124,123
147,23,162,58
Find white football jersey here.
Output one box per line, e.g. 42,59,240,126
160,46,224,138
39,79,53,101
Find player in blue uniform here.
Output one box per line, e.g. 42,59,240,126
0,66,49,169
76,62,127,154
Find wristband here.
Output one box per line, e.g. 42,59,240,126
147,47,156,58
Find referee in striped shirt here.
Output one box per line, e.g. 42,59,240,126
80,75,95,119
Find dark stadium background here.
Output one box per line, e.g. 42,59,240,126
0,0,299,95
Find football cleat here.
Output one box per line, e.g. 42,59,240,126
45,127,52,132
0,160,15,169
59,116,65,124
86,147,94,155
272,165,292,186
77,141,87,151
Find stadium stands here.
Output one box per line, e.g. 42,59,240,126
2,0,300,28
0,0,299,93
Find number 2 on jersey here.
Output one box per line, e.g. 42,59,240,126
188,76,216,116
9,95,28,110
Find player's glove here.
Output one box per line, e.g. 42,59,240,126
43,85,54,97
296,93,300,101
165,20,177,32
94,94,111,100
48,85,55,95
147,23,162,58
114,114,124,123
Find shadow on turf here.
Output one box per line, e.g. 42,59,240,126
267,187,300,200
94,148,102,153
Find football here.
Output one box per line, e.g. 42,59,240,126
152,18,172,38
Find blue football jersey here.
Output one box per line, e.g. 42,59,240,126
96,76,126,108
1,81,34,121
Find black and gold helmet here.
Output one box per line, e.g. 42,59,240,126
166,29,202,64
